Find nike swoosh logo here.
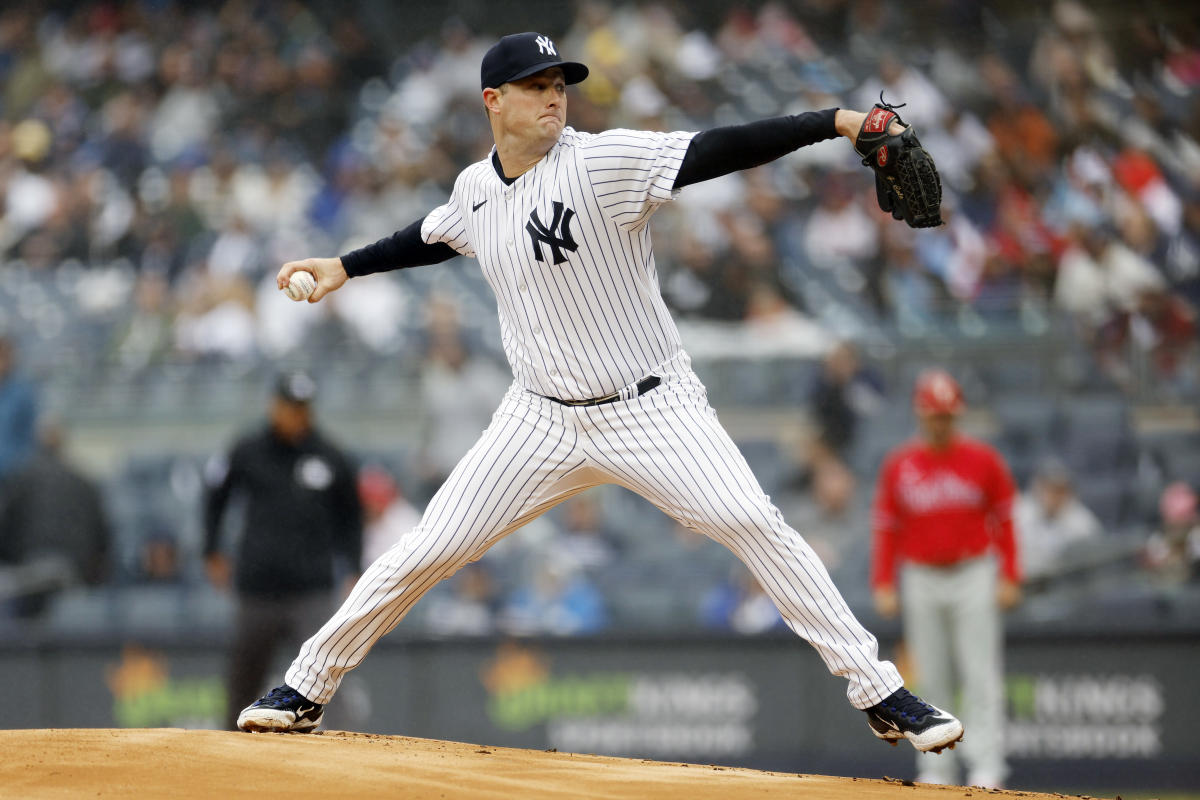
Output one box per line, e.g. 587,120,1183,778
294,705,316,717
472,200,487,212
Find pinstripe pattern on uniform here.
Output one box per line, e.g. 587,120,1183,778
287,387,601,702
576,354,900,708
420,127,694,402
287,354,903,709
281,123,904,716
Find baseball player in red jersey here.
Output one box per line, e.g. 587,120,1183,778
871,369,1021,788
236,30,963,758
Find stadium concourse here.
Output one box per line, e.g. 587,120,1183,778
0,728,1115,799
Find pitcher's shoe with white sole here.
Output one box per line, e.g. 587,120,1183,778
865,688,963,753
237,684,324,733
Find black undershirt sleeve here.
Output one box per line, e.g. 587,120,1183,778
673,108,840,190
342,110,839,275
340,217,459,278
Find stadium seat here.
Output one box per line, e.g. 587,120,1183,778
1074,473,1134,531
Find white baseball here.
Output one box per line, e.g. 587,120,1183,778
284,270,316,302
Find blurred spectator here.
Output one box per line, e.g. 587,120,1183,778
852,52,949,133
326,273,411,356
1014,458,1102,582
784,448,861,576
188,145,241,232
1143,482,1200,585
662,231,725,318
416,295,509,503
802,173,878,273
544,494,621,577
0,335,38,484
913,198,988,304
423,563,500,637
979,53,1060,183
1164,192,1200,309
871,370,1020,788
809,340,885,466
727,213,798,324
1028,1,1125,133
0,119,58,256
701,562,785,634
919,109,995,195
800,340,883,565
148,46,220,164
135,529,183,585
0,419,111,618
1111,147,1183,239
883,226,944,324
254,268,329,360
229,143,318,236
109,272,174,373
500,558,607,636
1056,224,1164,328
1055,223,1171,384
204,371,363,729
357,465,421,569
983,173,1060,313
1129,286,1197,385
206,216,260,281
0,0,1196,374
173,274,258,362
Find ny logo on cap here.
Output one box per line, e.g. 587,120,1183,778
535,35,556,56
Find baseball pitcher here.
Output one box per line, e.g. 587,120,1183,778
238,31,958,757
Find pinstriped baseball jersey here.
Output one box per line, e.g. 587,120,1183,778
268,113,908,730
422,126,695,402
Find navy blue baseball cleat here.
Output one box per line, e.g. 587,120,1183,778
865,688,963,753
237,684,324,733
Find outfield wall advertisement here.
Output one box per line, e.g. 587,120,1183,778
1,633,1196,790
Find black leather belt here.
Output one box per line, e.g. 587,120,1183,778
540,375,661,407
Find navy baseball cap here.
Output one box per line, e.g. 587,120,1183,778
480,32,588,91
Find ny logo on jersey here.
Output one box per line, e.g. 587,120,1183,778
526,201,578,265
535,35,556,56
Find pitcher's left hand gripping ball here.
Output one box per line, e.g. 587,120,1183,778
855,98,943,228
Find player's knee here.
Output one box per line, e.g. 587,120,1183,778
377,531,472,577
703,507,768,537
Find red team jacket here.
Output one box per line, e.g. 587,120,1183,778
870,435,1020,590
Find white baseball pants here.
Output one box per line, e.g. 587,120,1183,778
286,351,903,709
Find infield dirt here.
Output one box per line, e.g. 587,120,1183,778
0,728,1108,799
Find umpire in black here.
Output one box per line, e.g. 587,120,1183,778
204,371,363,729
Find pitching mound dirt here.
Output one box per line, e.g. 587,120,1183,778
1,728,1102,799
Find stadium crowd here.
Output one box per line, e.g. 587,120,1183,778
2,0,1200,634
1,1,1198,372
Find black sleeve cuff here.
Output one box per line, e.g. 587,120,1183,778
674,108,840,190
341,217,459,277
